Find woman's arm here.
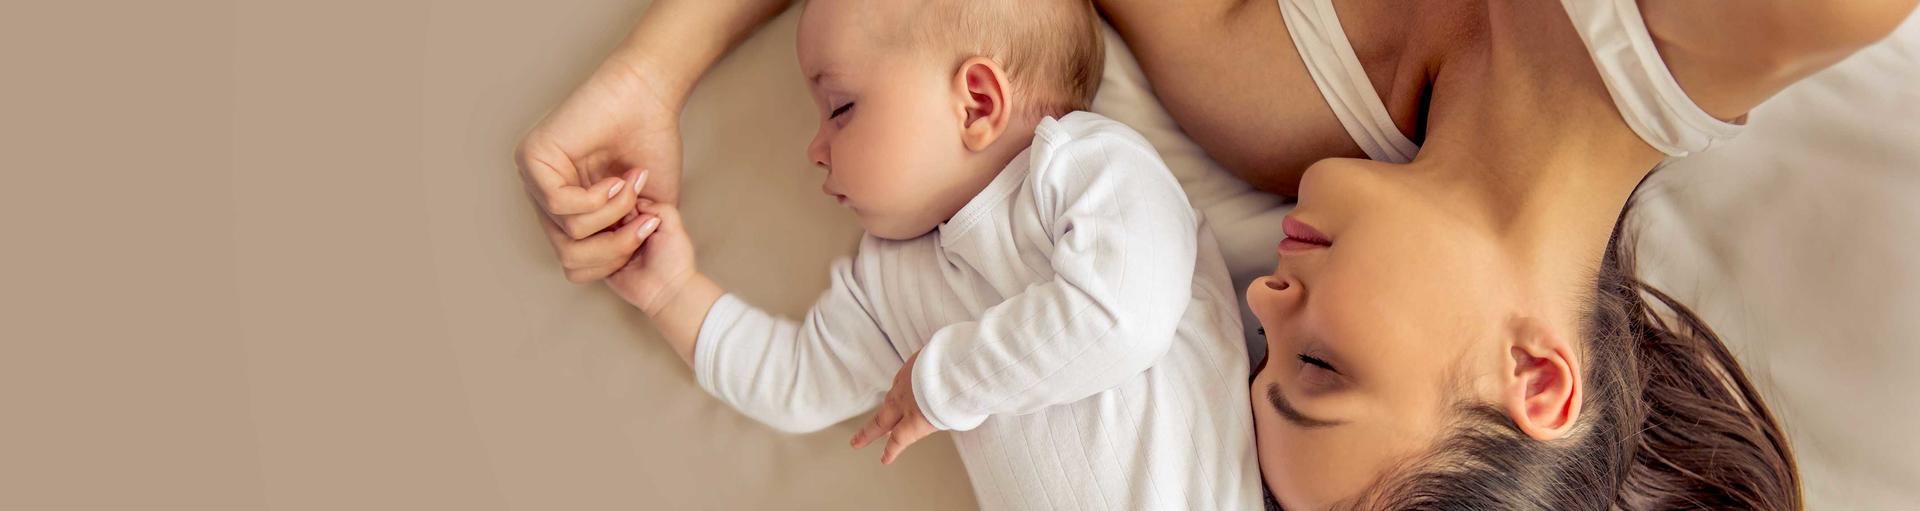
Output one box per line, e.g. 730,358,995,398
616,0,798,107
517,0,795,283
1642,0,1918,120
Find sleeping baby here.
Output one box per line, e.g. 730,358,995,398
606,0,1261,508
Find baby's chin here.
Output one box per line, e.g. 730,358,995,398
858,214,938,241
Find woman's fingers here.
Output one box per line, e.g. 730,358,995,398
517,141,622,216
557,170,649,240
542,212,657,282
633,197,676,221
630,214,663,248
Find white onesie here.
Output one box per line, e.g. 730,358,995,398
693,111,1262,510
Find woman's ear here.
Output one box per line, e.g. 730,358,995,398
1501,317,1582,441
952,56,1013,152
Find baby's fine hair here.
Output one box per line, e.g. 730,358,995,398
893,0,1105,117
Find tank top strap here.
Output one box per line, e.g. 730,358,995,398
1559,0,1745,157
1277,0,1420,164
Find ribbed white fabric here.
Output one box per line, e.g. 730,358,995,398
693,112,1262,510
1277,0,1420,163
1559,0,1745,157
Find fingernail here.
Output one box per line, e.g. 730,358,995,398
607,179,624,198
636,169,650,187
639,218,660,236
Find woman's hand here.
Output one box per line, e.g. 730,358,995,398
517,55,685,282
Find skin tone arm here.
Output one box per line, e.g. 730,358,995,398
610,201,931,462
516,0,796,283
619,0,799,105
1641,0,1920,120
605,201,720,367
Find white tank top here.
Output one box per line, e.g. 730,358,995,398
1558,0,1745,157
1276,0,1744,159
1277,0,1420,163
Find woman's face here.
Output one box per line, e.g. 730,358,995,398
1248,158,1518,509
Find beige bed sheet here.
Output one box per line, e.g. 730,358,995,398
400,3,983,509
13,0,974,509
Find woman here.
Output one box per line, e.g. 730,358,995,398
514,0,1912,508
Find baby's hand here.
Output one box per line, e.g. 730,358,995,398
850,353,940,465
605,200,697,316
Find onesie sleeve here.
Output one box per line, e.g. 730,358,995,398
695,254,904,434
911,124,1200,431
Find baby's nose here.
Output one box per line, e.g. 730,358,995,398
806,133,831,169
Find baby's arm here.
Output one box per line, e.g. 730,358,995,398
609,202,900,433
913,131,1201,432
602,202,717,365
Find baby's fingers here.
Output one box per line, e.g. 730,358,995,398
881,416,936,465
851,404,903,449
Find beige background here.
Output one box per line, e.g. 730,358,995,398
8,1,1920,510
5,0,977,509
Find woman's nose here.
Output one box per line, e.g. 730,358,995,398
1249,273,1305,313
1262,275,1293,292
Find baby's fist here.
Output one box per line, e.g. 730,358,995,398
605,200,697,316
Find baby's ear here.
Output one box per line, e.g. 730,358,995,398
953,57,1012,152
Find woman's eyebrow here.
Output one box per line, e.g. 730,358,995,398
1267,383,1344,429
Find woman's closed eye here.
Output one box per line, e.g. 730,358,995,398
1296,353,1339,374
1296,353,1344,390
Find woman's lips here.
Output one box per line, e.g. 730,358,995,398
1279,215,1331,254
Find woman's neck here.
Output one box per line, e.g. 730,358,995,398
1411,0,1674,329
1418,107,1665,332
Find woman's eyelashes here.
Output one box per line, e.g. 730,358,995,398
1258,329,1343,380
1296,353,1340,375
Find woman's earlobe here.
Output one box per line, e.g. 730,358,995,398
1502,317,1582,441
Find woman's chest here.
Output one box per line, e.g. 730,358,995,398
1109,0,1480,195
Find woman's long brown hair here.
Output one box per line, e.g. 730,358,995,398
1342,198,1802,510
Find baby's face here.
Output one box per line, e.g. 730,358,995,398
796,0,991,240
